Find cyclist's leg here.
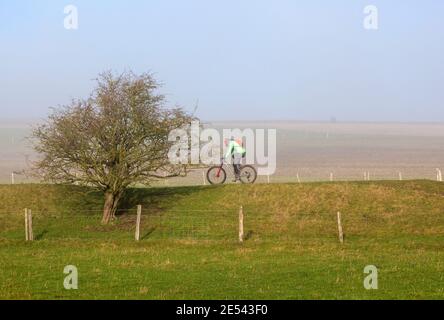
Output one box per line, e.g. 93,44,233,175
233,153,242,181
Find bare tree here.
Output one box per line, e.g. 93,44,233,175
32,71,194,224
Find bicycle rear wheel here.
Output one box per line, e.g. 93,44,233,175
206,166,227,185
239,165,257,184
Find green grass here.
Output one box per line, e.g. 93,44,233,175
1,181,444,299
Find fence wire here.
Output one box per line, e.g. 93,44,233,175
1,207,443,242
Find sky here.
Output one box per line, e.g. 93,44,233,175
1,0,443,122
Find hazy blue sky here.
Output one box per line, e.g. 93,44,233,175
1,0,443,122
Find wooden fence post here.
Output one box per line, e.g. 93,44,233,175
25,208,29,241
11,172,15,185
296,173,301,183
202,171,207,186
337,211,344,244
239,206,244,243
399,172,403,181
28,209,34,241
437,168,442,182
135,205,142,241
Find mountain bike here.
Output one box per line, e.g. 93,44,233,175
206,158,257,185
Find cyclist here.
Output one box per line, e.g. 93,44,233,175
224,137,246,182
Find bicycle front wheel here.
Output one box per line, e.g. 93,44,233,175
239,165,257,184
206,166,227,185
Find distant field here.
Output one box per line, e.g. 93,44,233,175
1,181,444,299
1,121,444,184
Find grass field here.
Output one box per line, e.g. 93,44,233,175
1,181,444,299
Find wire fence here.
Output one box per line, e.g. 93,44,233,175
2,167,444,186
1,206,443,243
0,209,236,241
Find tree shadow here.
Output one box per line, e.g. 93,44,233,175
117,186,205,215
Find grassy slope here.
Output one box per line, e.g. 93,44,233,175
1,181,444,299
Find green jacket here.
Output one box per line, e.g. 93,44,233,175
225,140,246,158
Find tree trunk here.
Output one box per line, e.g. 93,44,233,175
102,191,121,224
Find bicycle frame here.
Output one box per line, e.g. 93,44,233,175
216,166,223,178
215,160,225,178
